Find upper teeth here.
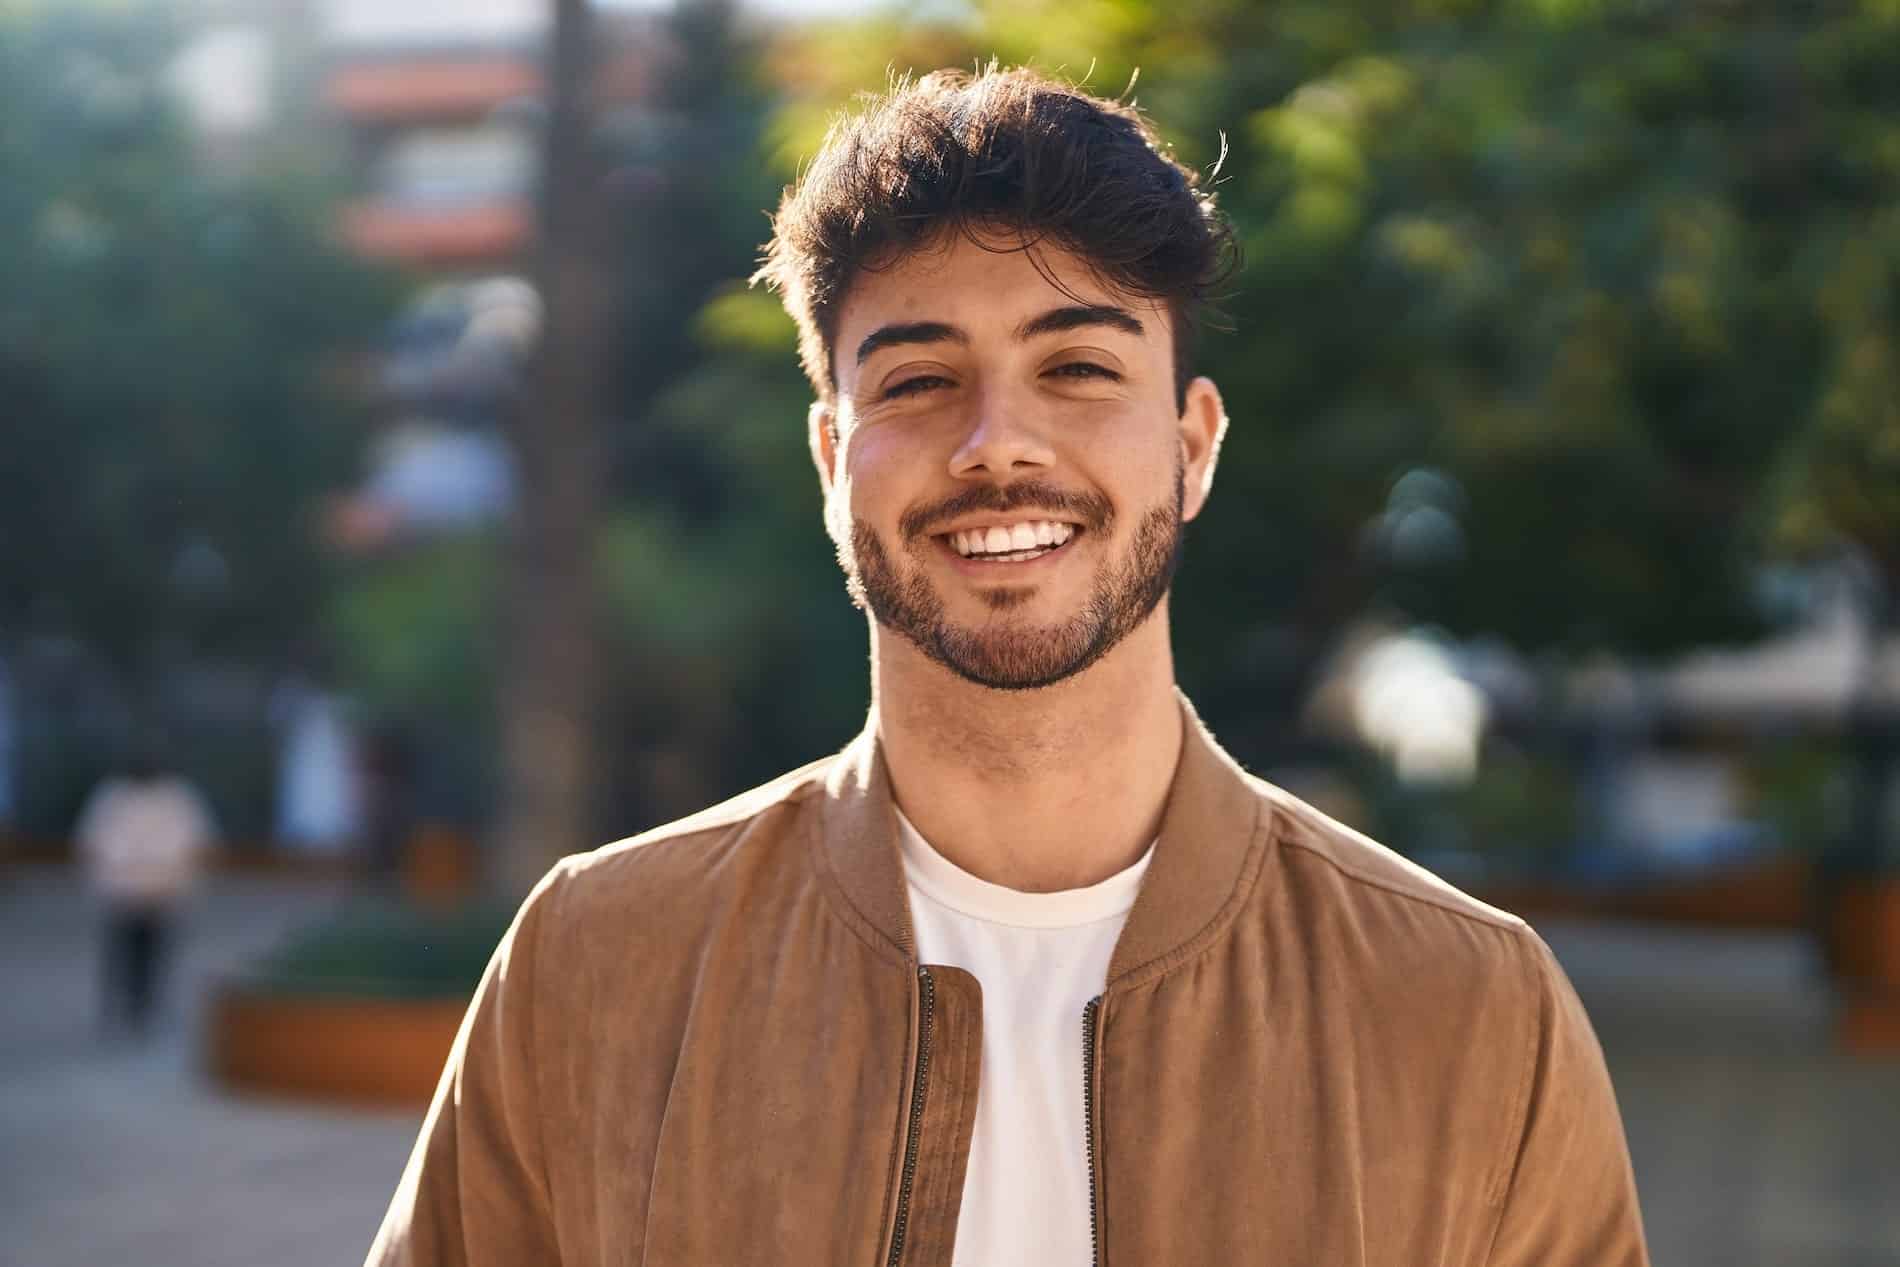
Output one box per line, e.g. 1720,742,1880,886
949,521,1075,557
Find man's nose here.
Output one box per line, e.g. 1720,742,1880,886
948,385,1055,479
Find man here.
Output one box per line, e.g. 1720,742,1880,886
369,67,1648,1266
74,745,218,1037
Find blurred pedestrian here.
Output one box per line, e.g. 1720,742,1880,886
74,746,218,1038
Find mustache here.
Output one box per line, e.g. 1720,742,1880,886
899,480,1114,541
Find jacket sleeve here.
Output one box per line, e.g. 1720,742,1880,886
1486,931,1650,1267
365,863,566,1267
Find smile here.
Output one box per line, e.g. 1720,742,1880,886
934,519,1082,566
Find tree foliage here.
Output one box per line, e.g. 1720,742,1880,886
14,0,1900,847
701,0,1900,763
0,6,394,704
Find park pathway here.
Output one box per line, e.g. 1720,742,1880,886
2,864,1896,1266
0,867,419,1267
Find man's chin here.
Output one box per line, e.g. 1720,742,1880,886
949,581,1057,615
912,623,1106,692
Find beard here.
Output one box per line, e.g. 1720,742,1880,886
839,465,1186,691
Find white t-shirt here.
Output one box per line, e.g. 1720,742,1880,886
74,775,218,904
896,810,1154,1267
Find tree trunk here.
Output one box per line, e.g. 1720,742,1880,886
493,0,612,898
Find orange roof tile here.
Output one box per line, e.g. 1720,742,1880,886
325,60,540,121
340,202,531,266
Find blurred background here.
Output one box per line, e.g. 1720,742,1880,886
2,0,1898,1263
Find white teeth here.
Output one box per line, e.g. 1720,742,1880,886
946,520,1078,560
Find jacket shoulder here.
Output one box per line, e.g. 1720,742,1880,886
1252,775,1528,935
1247,777,1563,1079
545,752,838,911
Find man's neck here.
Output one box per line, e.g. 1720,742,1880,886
871,613,1185,893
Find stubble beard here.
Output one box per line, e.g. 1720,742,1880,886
840,467,1186,692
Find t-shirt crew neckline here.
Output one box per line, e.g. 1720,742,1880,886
894,807,1155,931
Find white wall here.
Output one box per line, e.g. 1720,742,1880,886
319,0,543,48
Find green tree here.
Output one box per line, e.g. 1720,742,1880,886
0,5,392,726
455,0,1900,865
752,1,1900,768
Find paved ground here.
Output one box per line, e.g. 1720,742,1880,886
1544,921,1900,1266
0,868,420,1267
2,864,1897,1266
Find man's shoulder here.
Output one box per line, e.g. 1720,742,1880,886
543,751,839,911
1247,774,1564,1028
1249,774,1537,955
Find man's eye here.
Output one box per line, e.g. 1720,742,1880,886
1047,362,1120,382
883,375,952,400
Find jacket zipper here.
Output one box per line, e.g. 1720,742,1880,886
885,966,936,1267
1082,995,1104,1267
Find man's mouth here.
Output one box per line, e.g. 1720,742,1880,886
935,519,1080,564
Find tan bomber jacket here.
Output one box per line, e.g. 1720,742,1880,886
368,696,1649,1266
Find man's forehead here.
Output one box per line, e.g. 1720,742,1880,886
839,235,1166,335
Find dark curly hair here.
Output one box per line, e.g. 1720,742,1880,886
753,65,1237,411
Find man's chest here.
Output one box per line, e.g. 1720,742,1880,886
557,947,1514,1267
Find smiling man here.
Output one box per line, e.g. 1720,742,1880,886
368,67,1649,1267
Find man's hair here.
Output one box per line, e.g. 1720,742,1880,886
753,65,1237,410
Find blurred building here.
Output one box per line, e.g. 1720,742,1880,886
314,0,668,550
141,2,671,852
321,0,663,276
322,275,536,551
322,0,545,272
174,0,671,554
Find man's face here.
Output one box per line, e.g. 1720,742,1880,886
814,233,1225,691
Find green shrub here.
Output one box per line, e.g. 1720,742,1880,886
243,900,515,1000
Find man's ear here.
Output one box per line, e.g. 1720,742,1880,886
1178,376,1228,523
808,401,839,494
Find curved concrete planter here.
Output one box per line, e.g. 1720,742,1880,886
208,980,469,1108
1824,880,1900,986
1824,880,1900,1057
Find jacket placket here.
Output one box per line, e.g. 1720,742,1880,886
879,964,982,1267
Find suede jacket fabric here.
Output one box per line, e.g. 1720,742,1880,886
367,696,1649,1266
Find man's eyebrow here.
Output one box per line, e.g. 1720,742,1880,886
852,306,1145,368
855,321,967,366
1015,304,1145,341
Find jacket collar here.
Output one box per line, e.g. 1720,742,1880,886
817,690,1271,989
